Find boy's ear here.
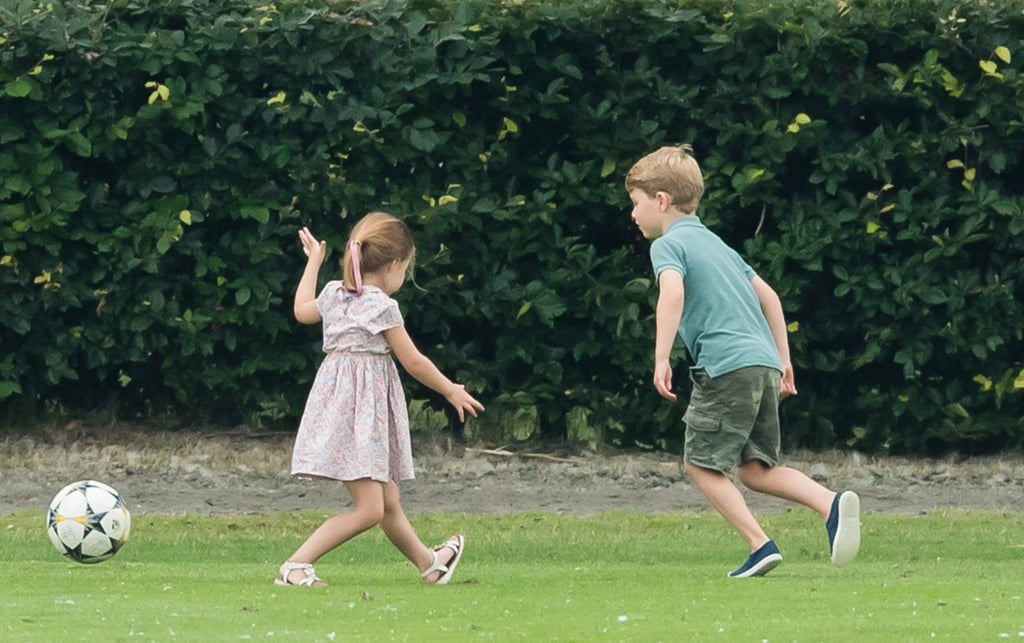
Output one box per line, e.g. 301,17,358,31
656,191,673,211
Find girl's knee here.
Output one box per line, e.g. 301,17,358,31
353,507,385,530
344,479,388,527
382,481,401,505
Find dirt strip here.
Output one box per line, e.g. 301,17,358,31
2,428,1022,517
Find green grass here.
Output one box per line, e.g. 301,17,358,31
3,509,1023,642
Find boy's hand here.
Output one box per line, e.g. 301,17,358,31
780,364,798,398
298,226,327,265
653,359,677,402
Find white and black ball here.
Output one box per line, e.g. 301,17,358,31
46,480,131,564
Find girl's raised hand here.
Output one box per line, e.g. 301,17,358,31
298,226,327,265
445,384,485,422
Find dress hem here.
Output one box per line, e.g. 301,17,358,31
291,471,415,483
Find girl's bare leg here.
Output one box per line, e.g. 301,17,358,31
280,479,385,584
379,480,456,583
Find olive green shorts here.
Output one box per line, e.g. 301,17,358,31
682,366,781,473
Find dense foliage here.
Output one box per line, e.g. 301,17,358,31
2,0,1022,454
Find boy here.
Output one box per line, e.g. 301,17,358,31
625,145,860,578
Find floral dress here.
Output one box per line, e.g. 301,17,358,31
290,282,414,482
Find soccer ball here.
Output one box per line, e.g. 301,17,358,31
47,480,131,564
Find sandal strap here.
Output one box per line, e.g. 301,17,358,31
436,536,463,556
279,562,322,586
420,535,464,580
420,550,449,578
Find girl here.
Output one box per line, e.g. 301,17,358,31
277,211,484,587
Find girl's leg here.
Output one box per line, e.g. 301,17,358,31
737,460,834,518
379,480,457,583
685,461,770,552
280,478,385,585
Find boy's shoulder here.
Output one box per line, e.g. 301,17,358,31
651,216,750,278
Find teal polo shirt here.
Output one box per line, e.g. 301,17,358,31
649,216,782,377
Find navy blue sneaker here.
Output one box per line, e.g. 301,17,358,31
826,491,861,567
728,540,782,578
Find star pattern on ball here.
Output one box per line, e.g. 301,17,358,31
47,480,131,564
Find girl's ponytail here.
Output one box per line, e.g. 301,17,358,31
345,240,363,295
341,212,415,294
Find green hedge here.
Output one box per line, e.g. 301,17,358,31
2,0,1023,454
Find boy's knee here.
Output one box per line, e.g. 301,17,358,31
738,460,769,488
684,461,721,479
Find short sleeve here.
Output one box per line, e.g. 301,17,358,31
741,260,755,280
364,296,404,335
650,236,686,279
315,281,345,317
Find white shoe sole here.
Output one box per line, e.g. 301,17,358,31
831,491,861,567
729,553,783,578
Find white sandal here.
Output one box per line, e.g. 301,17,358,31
421,535,465,585
275,561,326,587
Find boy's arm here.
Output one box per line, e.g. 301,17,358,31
654,270,685,402
294,227,326,324
750,275,797,397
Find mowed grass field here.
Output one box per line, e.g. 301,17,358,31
2,509,1022,642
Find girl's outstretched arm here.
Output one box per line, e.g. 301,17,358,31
294,227,326,324
383,326,484,422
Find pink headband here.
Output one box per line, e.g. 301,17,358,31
348,240,363,296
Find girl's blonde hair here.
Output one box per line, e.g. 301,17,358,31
624,144,705,214
342,211,416,293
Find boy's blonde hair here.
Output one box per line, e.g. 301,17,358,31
342,211,416,292
624,144,705,214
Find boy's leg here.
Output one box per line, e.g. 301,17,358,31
685,461,771,551
686,461,783,577
737,460,834,518
683,368,789,576
739,460,861,566
736,367,861,566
